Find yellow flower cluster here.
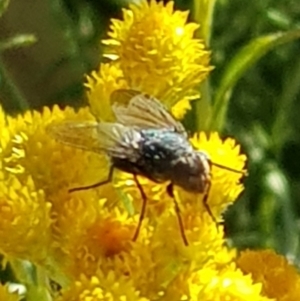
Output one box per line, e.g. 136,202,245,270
0,1,299,301
88,0,212,122
237,249,300,301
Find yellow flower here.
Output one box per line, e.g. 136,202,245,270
164,265,273,301
85,63,129,121
55,274,149,301
0,105,110,268
1,106,95,191
237,249,300,301
54,204,226,299
55,197,138,279
55,191,224,290
0,108,55,263
190,266,273,301
102,0,212,108
0,174,51,264
171,97,192,120
190,132,247,220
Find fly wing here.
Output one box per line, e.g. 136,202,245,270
46,121,140,158
111,90,186,135
110,89,140,105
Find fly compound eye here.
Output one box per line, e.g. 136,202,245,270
195,151,211,173
196,150,210,161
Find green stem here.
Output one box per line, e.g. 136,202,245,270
268,53,300,257
193,0,217,45
195,79,212,131
192,0,217,131
0,58,29,112
0,0,10,18
271,56,300,154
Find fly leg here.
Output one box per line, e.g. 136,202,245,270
205,158,245,222
202,180,217,224
167,183,188,246
132,174,147,241
69,165,114,193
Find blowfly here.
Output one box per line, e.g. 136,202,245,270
47,89,244,245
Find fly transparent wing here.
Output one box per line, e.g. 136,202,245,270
110,89,140,105
46,121,139,158
111,90,186,135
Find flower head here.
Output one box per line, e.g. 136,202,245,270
102,0,212,111
237,249,300,301
0,174,51,263
190,132,247,219
85,64,128,121
55,274,149,301
188,266,273,301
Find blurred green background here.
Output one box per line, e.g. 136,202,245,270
0,0,300,260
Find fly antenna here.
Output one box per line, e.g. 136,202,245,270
211,162,248,175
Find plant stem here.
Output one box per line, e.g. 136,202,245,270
0,58,29,113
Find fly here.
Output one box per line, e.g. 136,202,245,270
47,89,245,245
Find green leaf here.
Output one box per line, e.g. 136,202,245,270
0,0,10,18
261,164,298,255
267,9,291,30
209,29,300,131
0,34,37,52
